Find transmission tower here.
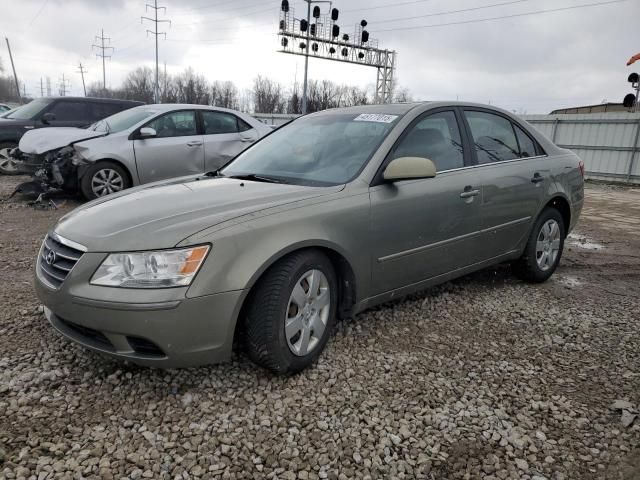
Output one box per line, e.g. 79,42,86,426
46,77,51,96
92,29,113,92
58,73,71,96
142,0,170,104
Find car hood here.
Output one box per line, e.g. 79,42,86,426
54,176,343,251
18,127,106,154
0,117,32,128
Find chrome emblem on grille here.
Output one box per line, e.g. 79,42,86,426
45,250,56,266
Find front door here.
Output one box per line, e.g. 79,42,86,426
369,110,484,295
133,110,205,184
461,109,547,260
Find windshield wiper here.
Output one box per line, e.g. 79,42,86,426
226,173,287,184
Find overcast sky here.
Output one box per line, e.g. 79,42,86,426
0,0,638,113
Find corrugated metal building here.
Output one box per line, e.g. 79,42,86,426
522,113,640,184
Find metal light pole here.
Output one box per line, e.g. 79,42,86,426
301,0,331,114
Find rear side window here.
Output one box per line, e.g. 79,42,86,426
202,111,239,134
514,124,538,158
464,111,520,164
238,117,253,132
47,101,90,122
391,110,464,171
89,102,127,121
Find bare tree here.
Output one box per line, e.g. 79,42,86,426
211,80,239,109
120,67,155,103
252,75,285,113
174,67,210,105
393,86,413,103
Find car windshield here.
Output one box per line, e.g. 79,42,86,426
221,112,400,186
90,107,160,134
5,98,52,120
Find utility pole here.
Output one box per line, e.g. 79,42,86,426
40,77,44,97
58,73,70,96
46,77,51,96
5,37,21,103
92,29,113,93
298,0,331,114
142,0,170,104
77,62,88,96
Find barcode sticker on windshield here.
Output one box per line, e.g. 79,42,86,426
353,113,398,123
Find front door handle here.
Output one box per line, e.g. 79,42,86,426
531,172,545,184
187,141,203,147
460,186,480,199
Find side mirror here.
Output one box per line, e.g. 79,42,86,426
138,127,157,139
41,112,56,124
383,156,437,182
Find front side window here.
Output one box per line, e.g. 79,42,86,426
391,111,464,171
146,111,197,138
222,112,400,186
202,111,238,134
47,101,90,122
5,98,53,120
465,111,520,164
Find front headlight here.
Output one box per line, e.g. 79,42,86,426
90,245,210,288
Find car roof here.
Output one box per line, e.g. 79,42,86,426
38,97,143,105
135,103,247,113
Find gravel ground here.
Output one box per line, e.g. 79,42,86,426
1,176,639,480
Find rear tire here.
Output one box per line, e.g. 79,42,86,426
80,161,131,200
513,207,565,283
244,250,338,374
0,142,19,175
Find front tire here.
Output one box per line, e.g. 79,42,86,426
244,250,338,374
514,207,565,283
80,161,131,200
0,142,19,175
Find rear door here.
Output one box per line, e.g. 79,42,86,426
461,109,548,260
369,109,485,294
200,110,257,171
133,109,205,184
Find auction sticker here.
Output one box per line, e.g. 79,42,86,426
353,113,398,123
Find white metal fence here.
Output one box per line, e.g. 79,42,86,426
251,111,640,185
521,113,640,184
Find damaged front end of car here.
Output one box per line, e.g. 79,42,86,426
11,145,89,202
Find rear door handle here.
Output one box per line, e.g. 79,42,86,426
531,172,545,184
460,186,480,199
187,141,203,147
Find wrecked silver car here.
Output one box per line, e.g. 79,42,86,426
12,104,272,200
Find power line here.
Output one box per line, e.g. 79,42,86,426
92,29,113,91
376,0,632,32
170,0,264,16
27,0,49,29
142,0,171,103
369,0,533,25
342,0,435,13
172,5,275,27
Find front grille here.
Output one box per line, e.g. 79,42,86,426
58,317,114,351
39,234,84,289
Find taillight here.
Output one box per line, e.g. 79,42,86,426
578,160,585,177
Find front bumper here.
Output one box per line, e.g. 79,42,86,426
35,252,245,368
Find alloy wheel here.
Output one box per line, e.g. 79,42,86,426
285,269,331,356
91,168,124,197
0,147,18,173
536,219,561,271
